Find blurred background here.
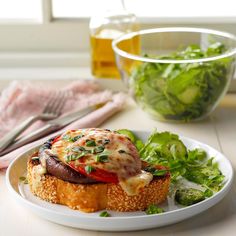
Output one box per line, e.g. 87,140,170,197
0,0,235,90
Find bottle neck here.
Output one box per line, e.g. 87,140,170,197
105,0,125,12
89,0,137,35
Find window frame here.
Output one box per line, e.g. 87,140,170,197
0,0,235,91
0,0,235,52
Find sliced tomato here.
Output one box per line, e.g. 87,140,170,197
68,162,119,184
51,135,62,144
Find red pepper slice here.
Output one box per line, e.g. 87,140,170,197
51,135,62,144
68,162,119,184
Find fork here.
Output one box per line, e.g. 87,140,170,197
0,91,67,152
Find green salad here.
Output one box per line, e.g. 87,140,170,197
130,42,233,121
117,129,225,209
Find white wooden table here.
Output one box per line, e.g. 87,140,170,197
0,78,236,236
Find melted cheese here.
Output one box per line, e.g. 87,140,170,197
31,162,47,191
51,128,153,196
39,152,48,169
51,129,141,180
119,171,153,196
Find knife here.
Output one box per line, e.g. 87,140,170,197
0,103,103,156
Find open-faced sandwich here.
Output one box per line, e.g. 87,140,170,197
27,128,170,213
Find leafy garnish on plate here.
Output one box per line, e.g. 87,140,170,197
99,211,110,217
145,204,164,215
19,176,28,184
140,130,225,192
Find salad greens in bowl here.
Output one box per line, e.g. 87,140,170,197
112,27,236,122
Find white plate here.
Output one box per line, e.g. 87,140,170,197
6,131,233,231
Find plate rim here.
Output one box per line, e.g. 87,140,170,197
5,131,234,221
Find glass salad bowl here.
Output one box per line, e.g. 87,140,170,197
112,27,236,122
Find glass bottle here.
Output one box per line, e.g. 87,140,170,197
89,0,139,79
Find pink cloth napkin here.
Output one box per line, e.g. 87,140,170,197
0,80,126,169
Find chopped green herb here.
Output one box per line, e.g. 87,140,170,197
86,140,96,147
65,147,71,152
71,135,84,142
62,134,73,142
85,165,94,174
92,145,105,154
32,156,40,161
104,139,110,145
76,152,87,159
72,146,86,153
65,155,71,162
145,204,164,215
99,211,110,217
65,152,87,162
65,154,76,162
62,134,70,140
118,149,126,154
79,146,86,151
145,166,167,176
19,176,28,184
63,134,84,142
19,176,26,181
71,147,80,153
95,154,109,163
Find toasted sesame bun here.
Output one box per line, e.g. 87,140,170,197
27,156,170,213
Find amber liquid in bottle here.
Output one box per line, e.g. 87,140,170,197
91,29,140,79
91,34,119,78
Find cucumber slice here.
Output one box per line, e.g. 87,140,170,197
161,140,187,159
177,86,200,105
116,129,136,143
116,129,144,151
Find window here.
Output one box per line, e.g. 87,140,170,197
0,0,41,21
0,0,235,89
0,0,234,89
0,0,235,52
52,0,123,18
52,0,236,20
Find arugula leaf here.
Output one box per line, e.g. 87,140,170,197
140,131,187,181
